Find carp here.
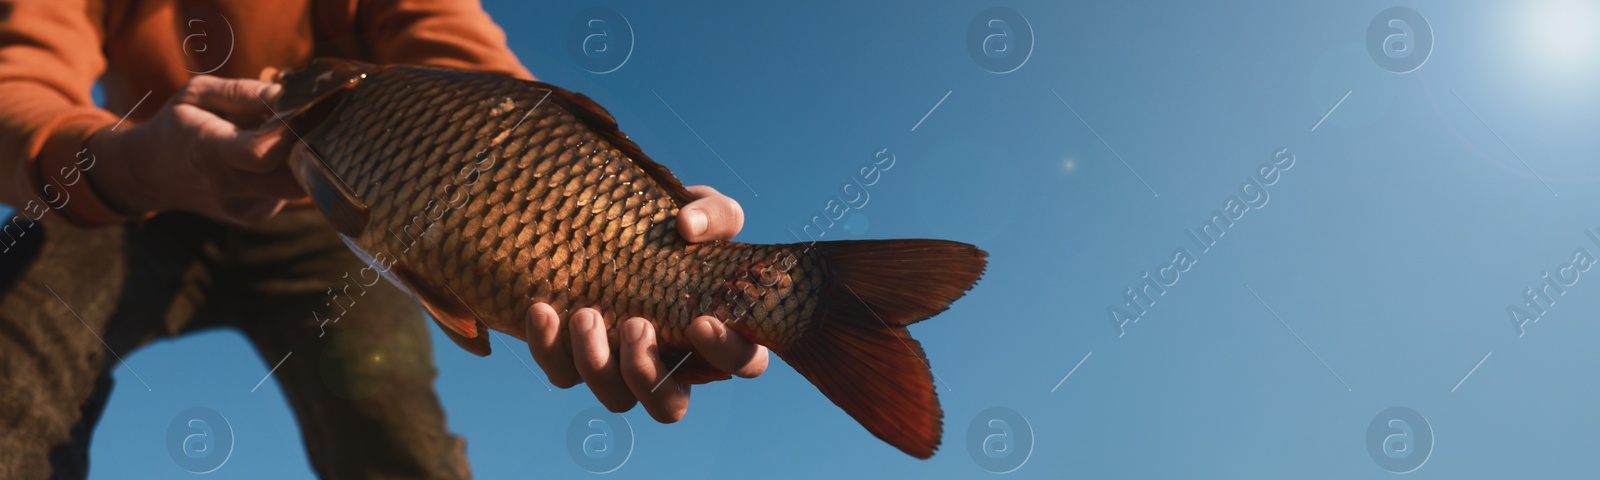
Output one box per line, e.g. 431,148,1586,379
266,59,987,458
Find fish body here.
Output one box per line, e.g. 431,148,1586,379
270,59,987,458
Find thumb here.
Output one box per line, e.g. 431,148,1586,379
678,185,744,242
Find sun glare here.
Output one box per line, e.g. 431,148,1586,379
1522,1,1600,78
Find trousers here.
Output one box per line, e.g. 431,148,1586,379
0,207,470,479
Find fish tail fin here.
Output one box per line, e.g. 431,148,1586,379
815,240,988,327
773,239,987,459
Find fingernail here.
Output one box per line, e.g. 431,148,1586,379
524,308,539,337
684,209,707,237
261,83,283,101
576,310,597,333
697,318,723,341
530,307,550,331
625,318,646,342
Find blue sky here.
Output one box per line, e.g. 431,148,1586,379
7,0,1599,477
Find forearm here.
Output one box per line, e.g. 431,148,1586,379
0,0,130,227
0,81,123,226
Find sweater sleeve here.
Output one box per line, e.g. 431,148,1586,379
0,0,126,227
361,0,533,80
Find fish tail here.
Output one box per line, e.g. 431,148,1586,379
773,239,987,459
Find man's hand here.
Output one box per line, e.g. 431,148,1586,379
86,76,301,225
523,186,769,423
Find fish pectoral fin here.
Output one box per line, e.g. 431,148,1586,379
390,264,492,357
290,144,371,238
429,312,492,357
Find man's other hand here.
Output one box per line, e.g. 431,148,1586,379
522,186,768,423
87,76,301,225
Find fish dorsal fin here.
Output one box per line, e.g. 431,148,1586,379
290,145,370,238
533,82,696,206
540,84,618,129
390,265,492,357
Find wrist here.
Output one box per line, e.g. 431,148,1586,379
83,127,158,218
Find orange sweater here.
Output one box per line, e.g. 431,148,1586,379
0,0,532,227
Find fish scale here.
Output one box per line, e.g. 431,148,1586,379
273,59,987,459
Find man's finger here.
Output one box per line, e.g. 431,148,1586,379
526,303,580,388
209,164,300,202
678,185,743,243
619,318,690,423
182,76,280,117
686,316,768,378
568,308,636,412
234,129,293,174
183,105,289,174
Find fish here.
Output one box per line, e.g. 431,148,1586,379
264,58,987,459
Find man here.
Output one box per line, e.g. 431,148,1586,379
0,1,767,478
